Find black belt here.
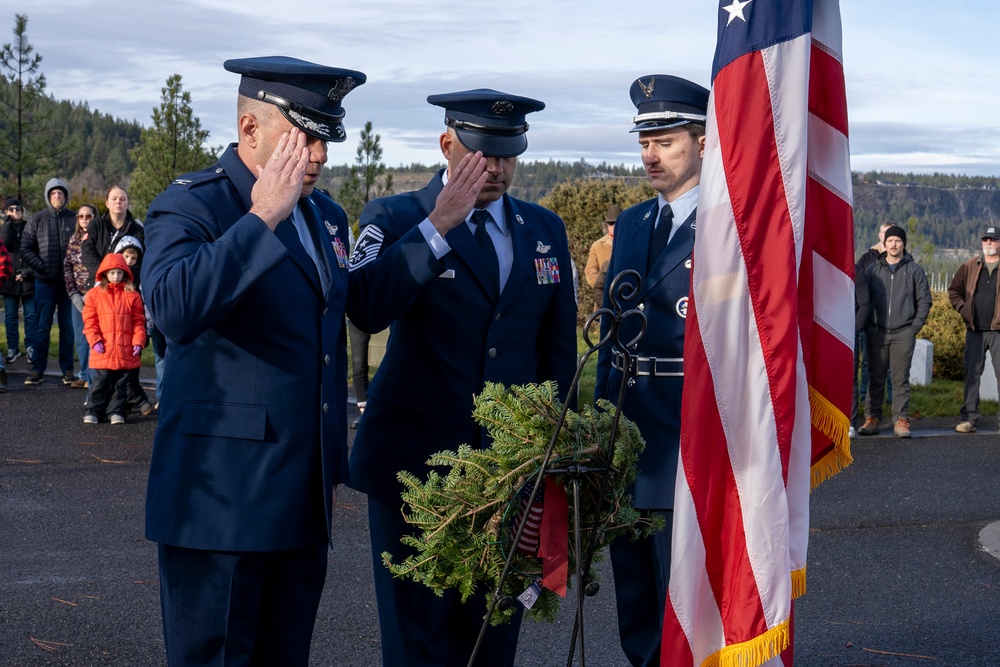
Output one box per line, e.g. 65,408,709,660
612,349,683,377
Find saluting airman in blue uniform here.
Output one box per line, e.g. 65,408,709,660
346,89,578,667
595,74,710,667
143,56,364,667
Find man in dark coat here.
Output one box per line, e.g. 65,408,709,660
142,56,364,666
346,89,578,667
855,225,931,438
20,178,76,384
594,74,709,667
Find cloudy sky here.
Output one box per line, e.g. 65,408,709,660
14,1,1000,175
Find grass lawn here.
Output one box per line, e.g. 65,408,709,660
6,311,984,421
0,319,156,368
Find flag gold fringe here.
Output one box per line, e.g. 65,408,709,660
808,385,854,490
791,565,806,599
701,618,790,667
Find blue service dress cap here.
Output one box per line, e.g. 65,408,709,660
629,74,709,133
224,55,366,143
427,88,545,158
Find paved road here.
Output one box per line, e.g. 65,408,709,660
2,364,999,666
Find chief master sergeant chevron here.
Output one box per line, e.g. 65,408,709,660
595,74,709,667
345,89,578,667
141,56,363,666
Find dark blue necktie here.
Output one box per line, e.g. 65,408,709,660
472,209,500,296
648,204,674,267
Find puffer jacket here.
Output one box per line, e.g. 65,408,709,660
82,253,146,371
856,252,932,334
20,178,76,283
947,255,1000,330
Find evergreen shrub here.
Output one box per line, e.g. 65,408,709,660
920,291,965,380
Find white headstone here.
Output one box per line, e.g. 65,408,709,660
980,351,998,402
909,338,933,386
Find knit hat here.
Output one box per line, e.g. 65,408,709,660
114,235,144,256
4,197,21,209
883,225,906,246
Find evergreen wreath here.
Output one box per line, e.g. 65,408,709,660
383,380,663,624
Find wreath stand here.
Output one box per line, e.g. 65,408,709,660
467,269,648,667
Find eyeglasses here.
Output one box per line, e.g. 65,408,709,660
5,206,21,212
77,214,94,220
983,238,999,243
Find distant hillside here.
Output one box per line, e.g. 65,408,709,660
318,160,648,207
4,73,998,250
0,78,142,207
853,174,1000,255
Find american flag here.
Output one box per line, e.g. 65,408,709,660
661,1,854,665
511,481,544,555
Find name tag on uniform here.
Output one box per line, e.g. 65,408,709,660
439,269,456,279
332,237,349,269
534,257,560,285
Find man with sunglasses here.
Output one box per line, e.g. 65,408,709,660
20,179,78,385
948,225,1000,433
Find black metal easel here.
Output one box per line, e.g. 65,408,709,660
467,268,648,667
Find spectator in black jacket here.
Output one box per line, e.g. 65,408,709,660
81,186,144,289
1,197,36,365
850,222,893,436
855,225,932,438
20,178,78,385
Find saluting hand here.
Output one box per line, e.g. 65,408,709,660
250,127,310,231
428,151,489,236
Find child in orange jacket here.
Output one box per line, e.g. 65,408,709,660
82,253,146,424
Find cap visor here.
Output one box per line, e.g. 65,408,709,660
455,129,526,158
278,108,347,142
630,119,693,133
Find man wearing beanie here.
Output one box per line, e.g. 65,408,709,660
855,224,931,437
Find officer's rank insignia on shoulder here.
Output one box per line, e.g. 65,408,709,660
534,257,560,285
348,225,384,272
171,166,226,189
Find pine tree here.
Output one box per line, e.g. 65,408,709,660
128,74,215,218
0,14,53,202
338,120,394,229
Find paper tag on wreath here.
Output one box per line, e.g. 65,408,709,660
517,579,543,610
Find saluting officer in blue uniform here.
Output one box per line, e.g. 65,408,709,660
346,89,578,667
595,74,709,667
142,56,364,666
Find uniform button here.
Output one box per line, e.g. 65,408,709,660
324,355,330,365
322,403,329,414
638,303,645,311
494,312,502,322
322,308,328,317
215,168,223,174
488,348,497,358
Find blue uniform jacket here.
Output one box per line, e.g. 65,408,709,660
346,170,578,502
143,144,349,552
595,198,694,510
